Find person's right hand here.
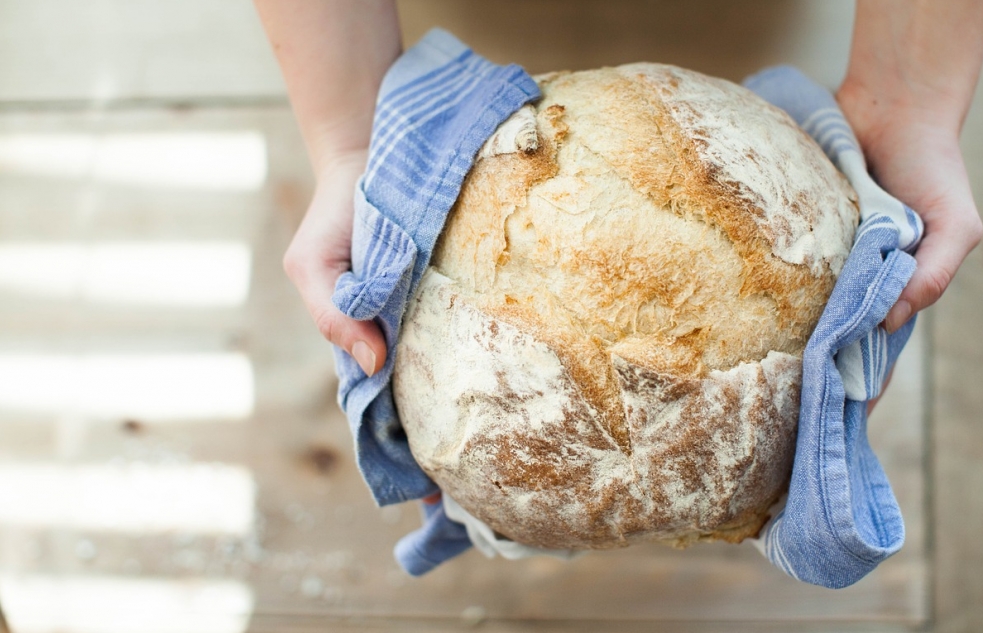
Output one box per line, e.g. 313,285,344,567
253,0,399,377
837,83,983,334
283,150,387,377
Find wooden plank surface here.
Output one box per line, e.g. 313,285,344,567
6,0,983,630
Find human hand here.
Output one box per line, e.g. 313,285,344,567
283,150,387,377
837,84,982,334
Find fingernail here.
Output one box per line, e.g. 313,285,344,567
351,340,377,377
885,299,911,334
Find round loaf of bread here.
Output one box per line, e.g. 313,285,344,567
392,64,858,550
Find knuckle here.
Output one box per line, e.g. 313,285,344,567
282,247,303,282
947,207,983,249
312,308,342,346
920,267,952,306
965,214,983,248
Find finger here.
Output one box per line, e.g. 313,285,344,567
284,243,387,377
884,207,982,333
310,288,388,378
422,491,442,505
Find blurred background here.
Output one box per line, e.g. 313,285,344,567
0,1,980,631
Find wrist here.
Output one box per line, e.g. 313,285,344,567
836,77,963,160
843,0,983,140
305,111,374,180
312,146,369,189
837,74,965,142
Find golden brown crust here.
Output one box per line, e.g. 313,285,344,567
394,63,858,550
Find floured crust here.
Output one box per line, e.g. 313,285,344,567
393,64,858,550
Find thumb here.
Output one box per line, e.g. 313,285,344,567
284,250,388,377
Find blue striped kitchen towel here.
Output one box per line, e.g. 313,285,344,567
330,28,541,574
744,65,922,588
332,27,922,586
